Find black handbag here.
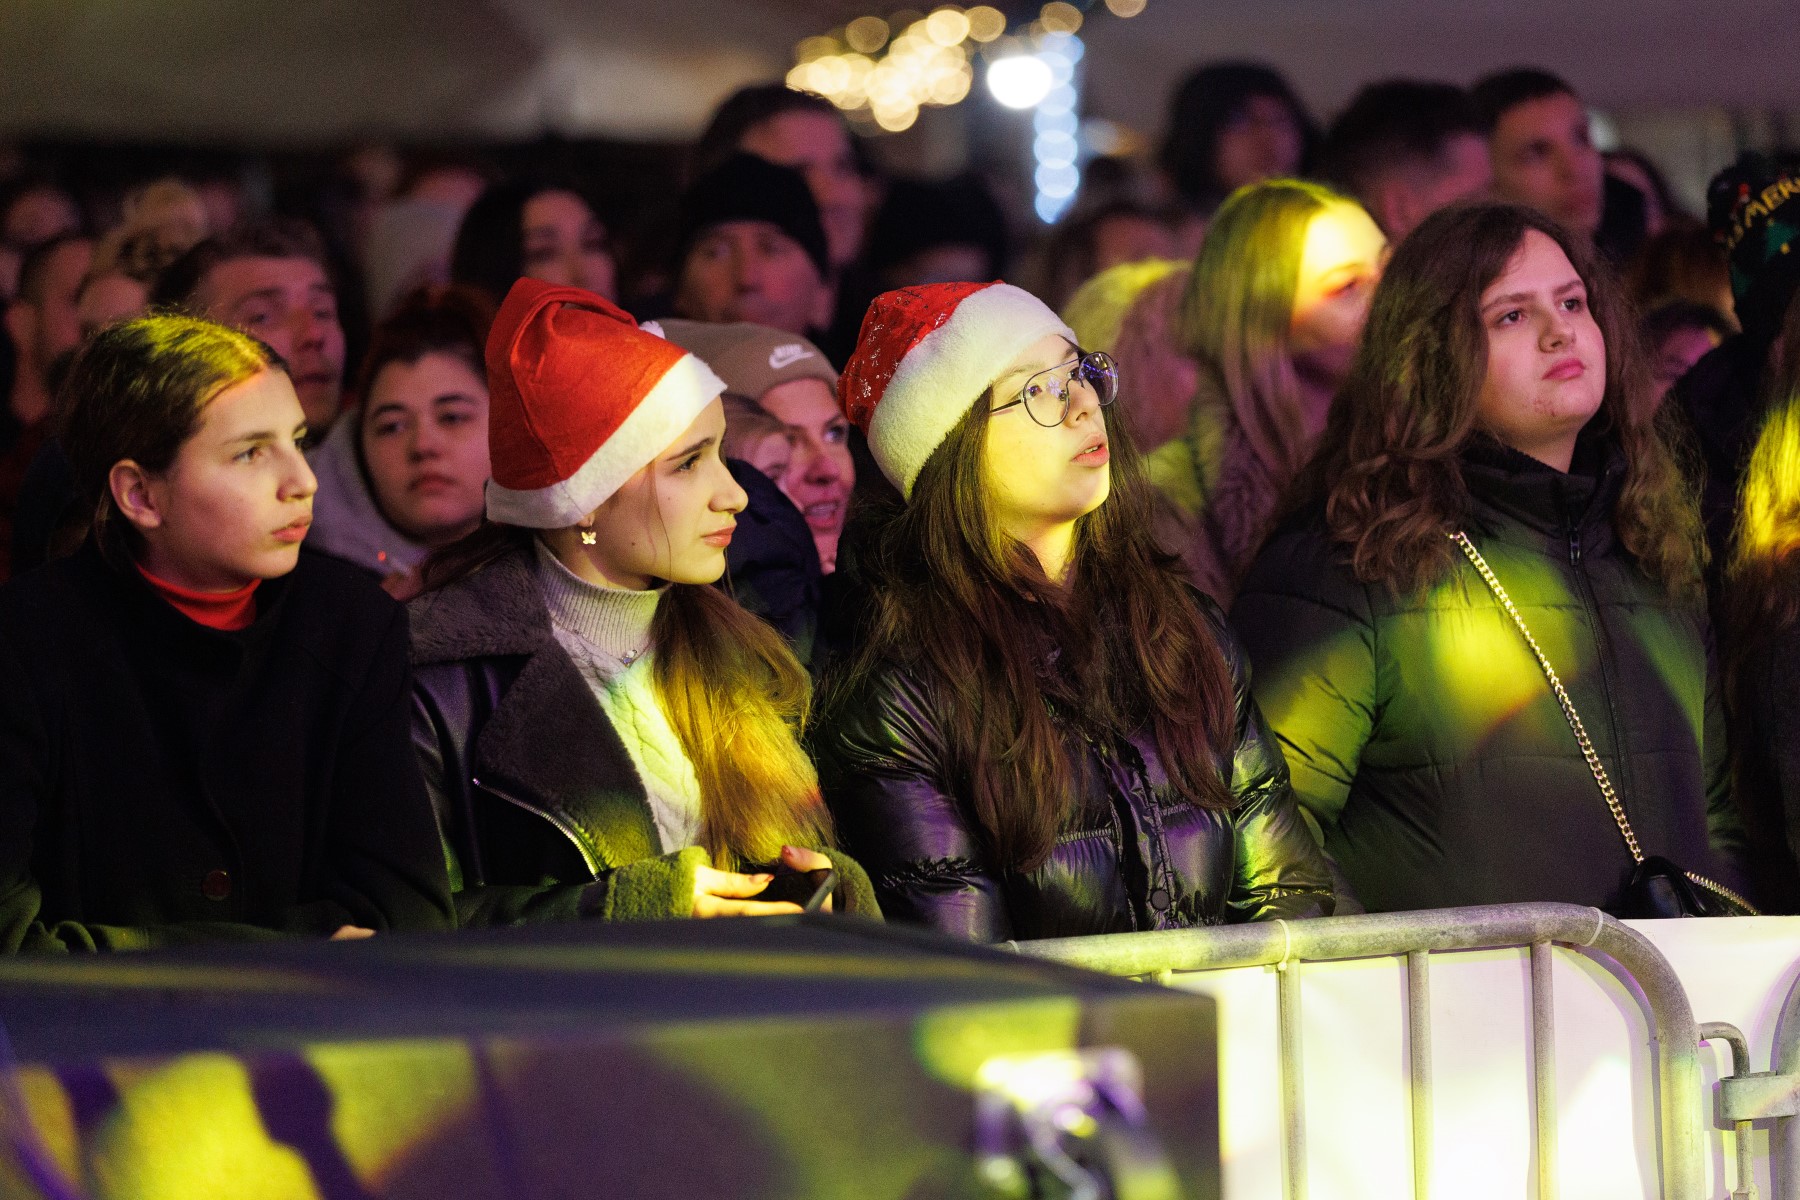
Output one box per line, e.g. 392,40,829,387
1449,532,1756,918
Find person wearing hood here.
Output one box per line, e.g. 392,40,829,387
307,285,493,597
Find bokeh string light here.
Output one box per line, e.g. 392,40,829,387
786,2,1146,219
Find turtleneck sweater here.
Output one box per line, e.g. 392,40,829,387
533,540,701,854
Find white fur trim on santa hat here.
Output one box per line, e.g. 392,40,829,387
485,353,727,528
866,283,1074,498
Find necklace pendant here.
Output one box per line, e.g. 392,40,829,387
620,649,640,666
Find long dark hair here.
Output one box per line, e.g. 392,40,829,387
1298,201,1703,599
832,389,1240,872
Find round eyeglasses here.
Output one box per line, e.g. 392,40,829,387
990,349,1119,427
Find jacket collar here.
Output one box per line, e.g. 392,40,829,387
408,543,662,868
409,544,550,664
1460,426,1626,539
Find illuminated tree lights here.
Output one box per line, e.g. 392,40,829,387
787,3,1148,222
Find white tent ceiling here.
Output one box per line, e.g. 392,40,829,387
0,0,1794,147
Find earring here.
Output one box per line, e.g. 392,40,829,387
580,530,597,545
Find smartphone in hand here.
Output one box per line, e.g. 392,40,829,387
749,867,838,913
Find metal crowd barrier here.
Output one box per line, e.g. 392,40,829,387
1004,902,1707,1200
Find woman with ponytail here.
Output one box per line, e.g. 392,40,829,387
409,278,874,924
813,281,1332,942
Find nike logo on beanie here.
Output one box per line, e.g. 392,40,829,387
769,344,814,370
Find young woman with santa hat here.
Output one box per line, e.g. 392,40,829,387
408,278,875,924
813,281,1333,941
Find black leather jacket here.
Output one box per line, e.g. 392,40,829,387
813,596,1334,941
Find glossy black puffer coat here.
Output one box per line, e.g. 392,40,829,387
813,596,1334,942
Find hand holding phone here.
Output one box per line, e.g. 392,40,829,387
750,866,838,913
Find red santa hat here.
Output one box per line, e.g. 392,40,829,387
483,278,726,528
838,281,1075,498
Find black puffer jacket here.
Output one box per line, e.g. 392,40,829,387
813,596,1334,942
1232,435,1748,914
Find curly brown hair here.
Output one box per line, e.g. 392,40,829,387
1300,201,1704,598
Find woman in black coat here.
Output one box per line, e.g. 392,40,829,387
0,315,454,951
1232,203,1748,914
814,281,1334,942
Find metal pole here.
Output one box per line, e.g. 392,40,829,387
1768,972,1800,1199
1278,960,1305,1200
1531,941,1557,1200
1008,902,1703,1200
1697,1023,1757,1200
1407,949,1432,1200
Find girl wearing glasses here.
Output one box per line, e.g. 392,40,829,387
814,281,1334,941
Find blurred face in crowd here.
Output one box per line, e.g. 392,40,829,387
114,368,317,591
76,271,149,341
1289,202,1387,403
1473,229,1606,471
1091,213,1178,274
759,377,853,573
1650,323,1721,392
1488,91,1604,236
194,255,347,431
737,426,796,487
1215,95,1306,193
982,333,1112,578
675,221,832,336
3,185,80,250
522,189,616,300
8,238,93,377
740,111,867,270
1371,133,1493,241
565,398,748,591
360,351,491,548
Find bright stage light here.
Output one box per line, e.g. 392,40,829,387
986,55,1053,109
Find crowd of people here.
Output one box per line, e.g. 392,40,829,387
0,55,1795,953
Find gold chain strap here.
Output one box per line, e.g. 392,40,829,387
1447,531,1759,915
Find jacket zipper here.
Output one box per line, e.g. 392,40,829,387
470,776,601,877
1563,520,1634,815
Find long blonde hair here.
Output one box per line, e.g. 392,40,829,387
653,583,834,870
1178,178,1352,482
422,524,835,870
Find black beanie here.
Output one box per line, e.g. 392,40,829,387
1707,152,1800,339
674,153,831,281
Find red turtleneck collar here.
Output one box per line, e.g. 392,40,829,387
135,563,261,631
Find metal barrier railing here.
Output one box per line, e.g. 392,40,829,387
1003,902,1705,1200
1714,963,1800,1200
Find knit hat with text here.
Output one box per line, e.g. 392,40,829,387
484,277,726,527
1708,151,1800,339
837,281,1072,498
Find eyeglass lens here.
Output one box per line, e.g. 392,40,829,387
1022,351,1119,426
